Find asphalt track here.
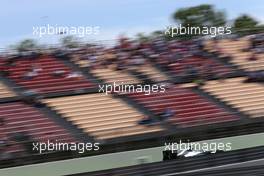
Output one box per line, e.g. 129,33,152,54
161,158,264,176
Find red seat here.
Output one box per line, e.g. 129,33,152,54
128,86,239,127
3,56,96,93
0,102,77,154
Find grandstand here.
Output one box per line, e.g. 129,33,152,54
0,33,263,175
1,0,264,175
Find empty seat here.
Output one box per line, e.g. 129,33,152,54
202,77,264,118
43,93,162,140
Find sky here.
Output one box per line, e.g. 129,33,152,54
0,0,263,48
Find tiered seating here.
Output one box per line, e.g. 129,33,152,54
71,54,141,85
213,39,264,71
0,81,16,98
204,40,217,53
202,77,264,118
43,94,162,140
135,63,168,82
71,54,91,68
2,56,95,93
0,102,76,153
72,55,140,85
128,86,239,127
167,56,232,76
91,68,140,85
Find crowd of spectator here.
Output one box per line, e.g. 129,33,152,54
250,33,264,54
0,53,85,81
1,34,263,83
67,36,231,83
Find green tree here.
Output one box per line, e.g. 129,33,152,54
60,36,80,49
170,4,226,39
234,14,258,30
233,15,260,35
150,30,164,39
15,39,38,53
173,4,226,27
136,33,149,42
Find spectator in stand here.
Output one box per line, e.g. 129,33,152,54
138,116,155,125
66,71,83,80
23,69,37,80
130,55,145,66
245,71,264,82
52,70,66,78
159,108,174,121
184,65,199,79
0,118,4,126
23,64,42,80
0,118,5,144
248,51,258,61
89,54,97,67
